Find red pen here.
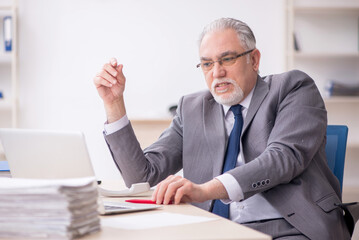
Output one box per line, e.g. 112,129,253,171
125,199,173,204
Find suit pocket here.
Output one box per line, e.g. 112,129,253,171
316,193,341,213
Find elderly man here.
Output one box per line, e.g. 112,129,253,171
94,18,356,239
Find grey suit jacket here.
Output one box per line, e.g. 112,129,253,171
105,70,356,239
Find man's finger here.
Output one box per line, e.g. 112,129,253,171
151,182,161,202
155,183,167,204
116,64,126,84
97,69,117,85
163,179,185,205
155,178,173,204
93,75,113,88
103,63,118,78
109,57,117,67
155,175,178,204
174,185,186,204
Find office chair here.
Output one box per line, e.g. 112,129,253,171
325,125,348,193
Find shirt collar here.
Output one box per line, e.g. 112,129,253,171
222,85,255,116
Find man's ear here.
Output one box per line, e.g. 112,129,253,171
251,49,261,72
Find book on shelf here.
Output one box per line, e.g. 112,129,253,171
3,16,12,52
293,32,300,51
325,80,359,97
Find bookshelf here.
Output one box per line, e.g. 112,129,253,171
286,0,359,124
0,0,17,163
0,0,17,129
286,0,359,97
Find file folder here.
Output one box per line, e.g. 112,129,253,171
0,161,9,171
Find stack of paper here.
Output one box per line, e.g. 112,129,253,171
0,177,100,239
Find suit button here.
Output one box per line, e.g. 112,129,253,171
266,179,270,184
257,181,261,187
252,183,257,188
261,180,266,186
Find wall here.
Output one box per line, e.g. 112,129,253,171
17,0,286,179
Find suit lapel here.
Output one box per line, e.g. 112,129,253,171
202,93,227,178
242,75,269,134
202,76,268,177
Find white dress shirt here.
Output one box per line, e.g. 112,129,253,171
214,87,282,223
104,88,282,223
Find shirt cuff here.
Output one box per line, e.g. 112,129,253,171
215,173,244,203
104,115,129,135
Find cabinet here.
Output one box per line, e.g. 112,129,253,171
0,0,17,161
130,119,172,148
286,0,359,189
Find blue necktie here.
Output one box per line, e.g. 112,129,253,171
212,104,243,218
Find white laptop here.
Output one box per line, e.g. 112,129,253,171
0,128,160,215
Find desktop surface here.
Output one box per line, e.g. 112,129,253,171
84,180,271,240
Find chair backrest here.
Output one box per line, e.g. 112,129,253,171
325,125,348,193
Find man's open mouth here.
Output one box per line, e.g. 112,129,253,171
215,82,231,93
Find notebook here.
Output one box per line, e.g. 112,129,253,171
0,128,160,215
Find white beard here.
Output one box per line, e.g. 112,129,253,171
210,78,244,106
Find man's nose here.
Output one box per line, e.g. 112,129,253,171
212,62,226,78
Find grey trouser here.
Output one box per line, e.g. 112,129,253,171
242,218,309,239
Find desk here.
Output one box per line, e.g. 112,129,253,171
84,181,271,240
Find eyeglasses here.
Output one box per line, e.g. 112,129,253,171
196,49,254,71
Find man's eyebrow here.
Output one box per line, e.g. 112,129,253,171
219,51,237,58
200,56,212,61
200,51,238,61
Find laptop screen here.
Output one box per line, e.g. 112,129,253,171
0,128,95,179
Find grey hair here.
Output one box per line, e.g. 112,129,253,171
198,18,256,51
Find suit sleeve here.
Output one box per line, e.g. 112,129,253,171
228,70,328,200
104,97,184,188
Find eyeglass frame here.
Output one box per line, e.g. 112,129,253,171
196,49,255,70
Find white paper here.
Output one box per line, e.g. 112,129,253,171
101,212,216,230
0,177,100,239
